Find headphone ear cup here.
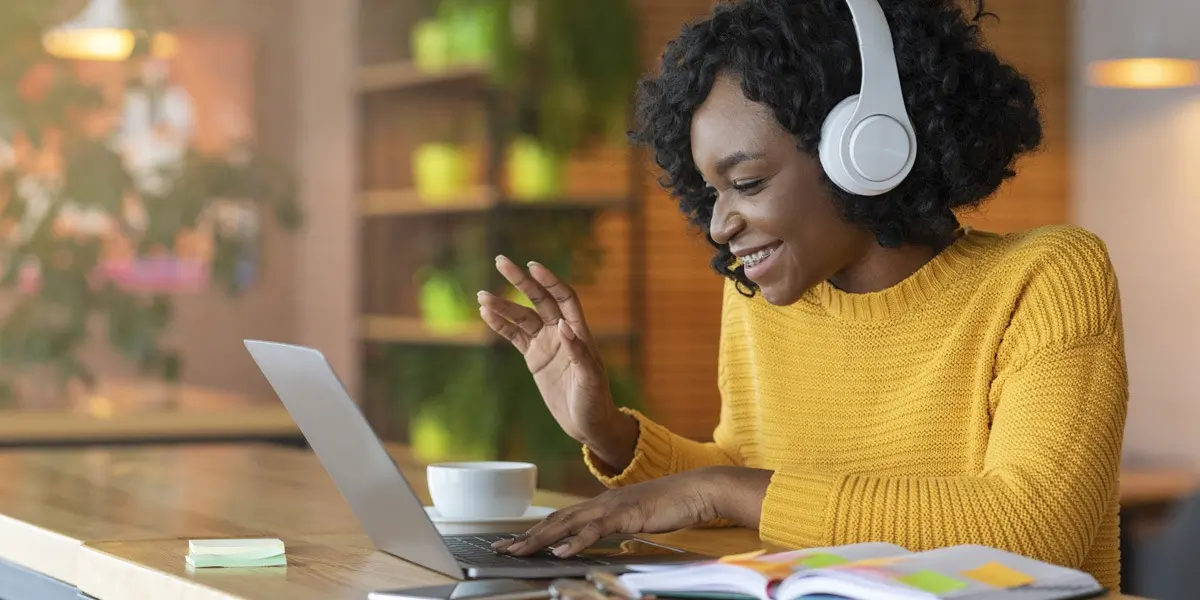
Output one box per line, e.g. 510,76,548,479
819,95,861,194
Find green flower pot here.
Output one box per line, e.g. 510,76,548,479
413,143,468,204
507,137,563,201
417,270,475,334
410,405,491,463
411,19,451,71
441,2,500,66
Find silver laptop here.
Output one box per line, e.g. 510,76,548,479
243,340,709,579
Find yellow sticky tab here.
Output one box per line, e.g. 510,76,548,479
719,549,768,563
963,562,1036,589
853,556,906,567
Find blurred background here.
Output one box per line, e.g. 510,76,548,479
0,0,1196,593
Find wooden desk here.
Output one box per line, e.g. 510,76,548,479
0,445,1145,599
1116,466,1199,597
1119,467,1198,508
0,379,303,447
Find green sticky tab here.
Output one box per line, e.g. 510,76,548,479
185,554,288,569
798,553,849,569
896,570,969,595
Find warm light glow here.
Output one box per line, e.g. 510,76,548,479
87,395,114,419
41,0,178,62
1088,58,1200,89
151,32,180,59
43,27,135,61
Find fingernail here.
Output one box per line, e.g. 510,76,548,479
507,541,526,554
558,319,575,341
552,545,569,557
477,290,492,299
528,261,542,268
495,255,507,263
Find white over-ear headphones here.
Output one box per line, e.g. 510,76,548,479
818,0,917,197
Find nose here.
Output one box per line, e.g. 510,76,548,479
709,192,744,246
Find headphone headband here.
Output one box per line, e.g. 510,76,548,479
843,0,908,124
819,0,918,197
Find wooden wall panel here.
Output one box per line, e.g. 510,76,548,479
634,0,727,440
961,0,1072,232
634,0,1072,441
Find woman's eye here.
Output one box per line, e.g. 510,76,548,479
732,179,764,193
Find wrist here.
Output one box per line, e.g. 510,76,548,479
702,466,772,529
583,409,639,473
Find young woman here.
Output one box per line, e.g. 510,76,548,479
475,0,1127,589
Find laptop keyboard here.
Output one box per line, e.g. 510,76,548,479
444,534,612,568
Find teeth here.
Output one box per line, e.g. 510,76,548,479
741,245,777,269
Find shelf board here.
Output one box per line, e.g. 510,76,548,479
362,187,630,217
359,61,488,93
362,315,631,346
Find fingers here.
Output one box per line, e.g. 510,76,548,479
557,320,603,388
551,518,617,557
528,262,592,341
490,531,526,553
477,291,542,336
495,256,562,324
501,503,607,557
479,306,530,353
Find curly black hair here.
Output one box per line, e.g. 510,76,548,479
630,0,1043,294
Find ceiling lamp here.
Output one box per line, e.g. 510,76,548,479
1083,0,1198,90
42,0,178,62
1088,57,1200,90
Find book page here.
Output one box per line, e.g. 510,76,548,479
777,545,1102,600
620,543,910,600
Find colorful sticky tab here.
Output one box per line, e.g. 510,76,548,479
897,570,969,595
963,562,1035,589
853,556,907,567
719,549,768,563
798,553,850,569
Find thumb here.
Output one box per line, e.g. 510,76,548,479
557,319,602,387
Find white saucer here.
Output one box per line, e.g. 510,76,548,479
424,506,555,535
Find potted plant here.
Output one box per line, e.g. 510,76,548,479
421,0,641,198
0,1,301,407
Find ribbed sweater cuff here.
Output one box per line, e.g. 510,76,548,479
582,408,675,487
760,469,840,548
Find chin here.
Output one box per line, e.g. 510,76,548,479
757,282,806,306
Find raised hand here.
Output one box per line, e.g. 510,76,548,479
476,256,637,470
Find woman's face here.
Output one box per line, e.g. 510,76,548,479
691,74,875,306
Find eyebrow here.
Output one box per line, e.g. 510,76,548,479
714,150,765,177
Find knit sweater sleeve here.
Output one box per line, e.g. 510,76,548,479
759,315,1129,569
581,406,742,487
583,282,749,487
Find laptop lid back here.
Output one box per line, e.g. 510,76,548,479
243,339,463,579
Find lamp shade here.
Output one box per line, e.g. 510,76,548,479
42,0,177,61
1088,57,1200,89
1081,0,1199,90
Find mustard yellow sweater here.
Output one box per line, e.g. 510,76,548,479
585,225,1128,590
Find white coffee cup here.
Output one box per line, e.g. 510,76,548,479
426,461,537,520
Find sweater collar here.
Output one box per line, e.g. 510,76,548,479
809,227,998,322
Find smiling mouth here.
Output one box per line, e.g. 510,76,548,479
740,242,781,270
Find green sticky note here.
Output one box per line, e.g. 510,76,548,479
896,570,969,595
185,554,287,568
798,553,849,568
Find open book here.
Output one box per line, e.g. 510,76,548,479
618,543,1105,600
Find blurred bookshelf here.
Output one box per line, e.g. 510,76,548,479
361,315,634,347
358,61,488,92
362,186,631,217
354,0,644,492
